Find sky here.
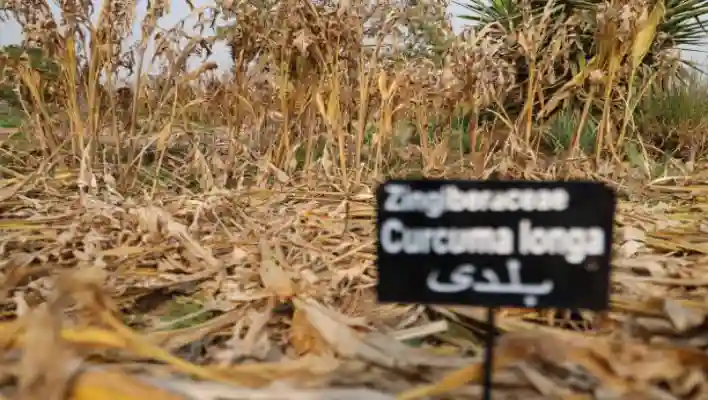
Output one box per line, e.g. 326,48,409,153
2,0,707,72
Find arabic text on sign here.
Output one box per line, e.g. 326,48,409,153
426,259,554,307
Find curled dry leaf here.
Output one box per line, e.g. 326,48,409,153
663,299,705,333
290,307,332,356
292,297,385,363
259,239,296,298
135,206,222,270
293,298,471,370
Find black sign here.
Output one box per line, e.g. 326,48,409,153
375,180,616,310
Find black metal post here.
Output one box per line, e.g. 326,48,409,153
482,307,496,400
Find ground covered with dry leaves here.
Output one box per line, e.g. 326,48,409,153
3,0,708,397
0,153,706,400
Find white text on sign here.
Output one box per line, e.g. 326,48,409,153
425,259,553,307
383,184,570,217
380,218,604,264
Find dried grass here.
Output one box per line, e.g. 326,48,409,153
1,0,708,398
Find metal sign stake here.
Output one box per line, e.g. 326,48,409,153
482,307,496,400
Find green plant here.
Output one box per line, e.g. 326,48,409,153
158,297,216,330
0,93,23,127
637,73,708,127
635,71,708,156
0,45,60,107
543,108,597,154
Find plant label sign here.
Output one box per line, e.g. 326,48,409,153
375,180,616,310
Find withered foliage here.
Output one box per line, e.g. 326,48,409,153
0,0,691,167
1,0,708,399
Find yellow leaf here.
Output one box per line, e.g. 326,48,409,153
326,80,340,126
42,327,128,350
397,363,486,400
315,91,328,125
290,307,331,356
70,369,184,400
377,71,388,100
632,0,665,69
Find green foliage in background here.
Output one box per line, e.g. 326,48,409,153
158,297,216,330
637,74,708,128
0,45,60,107
543,109,597,154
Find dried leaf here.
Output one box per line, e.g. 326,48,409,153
259,239,295,298
70,369,184,400
290,307,331,356
18,305,78,400
663,299,705,333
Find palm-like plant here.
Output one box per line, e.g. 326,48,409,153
663,0,708,49
456,0,707,118
456,0,708,77
454,0,708,158
457,0,562,25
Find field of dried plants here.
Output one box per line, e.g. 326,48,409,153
2,0,708,398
